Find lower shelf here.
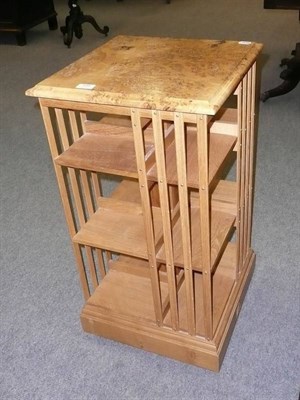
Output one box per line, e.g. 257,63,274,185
85,256,169,324
163,242,236,336
81,251,256,371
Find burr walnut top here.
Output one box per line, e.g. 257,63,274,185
26,35,262,115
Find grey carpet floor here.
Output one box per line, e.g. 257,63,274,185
1,1,299,399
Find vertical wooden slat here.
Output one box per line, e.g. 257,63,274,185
77,110,109,269
236,83,242,277
240,74,248,268
69,113,94,218
86,246,99,290
56,108,93,296
243,68,252,262
105,251,113,261
80,172,95,217
91,173,102,200
152,111,179,331
68,108,101,287
40,103,89,300
69,110,80,141
79,112,87,136
42,106,75,235
56,109,87,230
196,114,213,340
69,169,86,228
131,108,163,325
55,108,70,150
74,245,90,300
174,112,195,335
247,63,257,251
95,248,106,278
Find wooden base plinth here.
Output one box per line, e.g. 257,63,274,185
80,252,255,372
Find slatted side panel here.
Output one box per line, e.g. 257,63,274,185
131,109,163,325
39,101,108,299
243,68,252,265
152,111,179,330
40,102,90,299
196,115,213,340
174,113,196,336
236,65,256,274
246,63,257,253
236,82,242,276
131,109,214,337
76,112,108,284
240,73,247,269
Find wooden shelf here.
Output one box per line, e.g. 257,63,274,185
211,180,237,216
85,256,170,324
209,108,238,137
156,208,235,271
147,131,236,188
79,179,235,271
164,243,236,335
109,178,142,204
55,122,154,177
75,178,235,271
190,179,237,216
73,197,163,260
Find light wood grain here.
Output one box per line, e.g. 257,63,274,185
27,36,262,115
147,131,236,187
164,243,236,336
152,111,179,330
246,64,257,252
55,126,154,177
174,112,196,335
196,115,213,340
31,37,261,371
86,265,169,324
156,208,235,271
210,108,238,136
131,108,163,324
73,197,163,260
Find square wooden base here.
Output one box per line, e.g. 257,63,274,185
80,252,255,372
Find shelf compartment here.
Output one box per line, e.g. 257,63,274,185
156,208,235,271
55,122,154,177
147,131,236,188
211,180,237,216
163,243,236,335
209,108,238,136
73,197,163,260
108,178,159,208
85,256,170,324
190,180,237,217
109,178,142,204
85,115,151,131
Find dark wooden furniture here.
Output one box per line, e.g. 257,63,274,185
61,0,109,48
116,0,170,3
261,0,300,101
0,0,58,45
264,0,300,12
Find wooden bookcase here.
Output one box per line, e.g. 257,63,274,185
26,35,262,371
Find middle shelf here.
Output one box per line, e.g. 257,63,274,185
72,179,236,271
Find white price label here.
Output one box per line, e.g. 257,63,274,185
76,83,96,90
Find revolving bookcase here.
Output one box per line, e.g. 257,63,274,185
26,35,262,371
